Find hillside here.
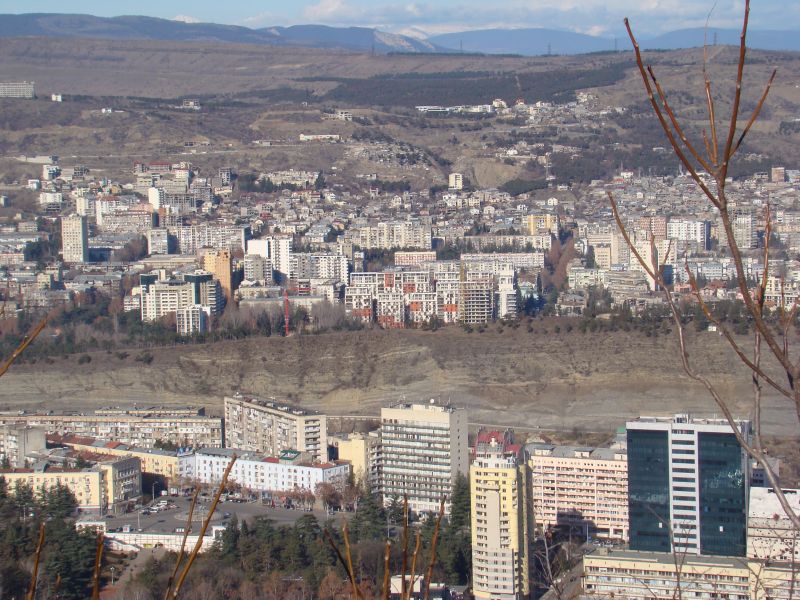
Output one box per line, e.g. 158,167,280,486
0,327,795,437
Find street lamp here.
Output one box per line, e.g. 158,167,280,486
110,566,116,586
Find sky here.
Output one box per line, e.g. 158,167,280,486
2,1,797,38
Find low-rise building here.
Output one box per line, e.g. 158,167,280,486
747,487,800,563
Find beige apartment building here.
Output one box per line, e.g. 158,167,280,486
471,431,532,600
53,434,182,483
583,548,799,600
332,432,380,485
0,456,141,514
380,400,468,515
0,410,223,449
527,443,628,540
223,394,327,462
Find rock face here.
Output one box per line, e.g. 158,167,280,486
0,327,795,435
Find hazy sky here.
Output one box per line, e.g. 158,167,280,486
3,1,797,38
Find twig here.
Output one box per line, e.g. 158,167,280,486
423,499,446,600
91,532,105,600
26,522,45,600
163,487,200,600
0,318,47,378
382,540,392,600
170,455,237,599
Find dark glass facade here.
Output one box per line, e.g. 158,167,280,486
698,432,747,556
627,429,671,552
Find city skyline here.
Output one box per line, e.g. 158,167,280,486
2,0,798,38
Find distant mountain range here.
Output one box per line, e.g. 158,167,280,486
0,14,798,56
430,27,800,55
0,13,442,54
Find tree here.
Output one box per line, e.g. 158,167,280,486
614,0,799,532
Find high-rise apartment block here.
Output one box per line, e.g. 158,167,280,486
380,400,468,515
527,443,628,540
627,414,751,557
223,394,327,462
61,214,89,263
471,431,532,600
140,271,224,322
203,249,233,301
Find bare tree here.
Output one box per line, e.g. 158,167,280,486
614,0,800,531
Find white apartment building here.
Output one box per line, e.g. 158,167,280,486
176,305,210,335
247,236,293,282
471,432,532,600
348,220,432,250
186,448,350,494
223,394,327,462
140,272,223,322
448,173,464,191
667,218,709,249
290,253,348,283
61,214,89,263
0,81,35,98
380,400,468,515
527,443,629,540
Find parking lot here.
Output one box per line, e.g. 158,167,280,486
102,495,346,535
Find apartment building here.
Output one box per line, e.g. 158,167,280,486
223,394,327,462
53,434,183,483
0,81,35,98
380,400,468,515
347,220,432,250
139,271,224,322
0,424,47,468
186,448,350,494
583,547,800,599
471,431,532,600
627,414,752,557
331,432,381,485
61,214,89,263
203,249,233,301
0,410,223,449
146,228,170,255
0,456,141,514
527,443,628,540
176,304,210,335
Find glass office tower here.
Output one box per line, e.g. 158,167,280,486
627,414,750,557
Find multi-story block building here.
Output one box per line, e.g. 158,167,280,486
627,414,752,557
0,81,35,98
290,253,348,283
471,431,532,600
139,271,223,322
582,548,798,600
243,254,273,284
0,456,141,514
53,434,184,484
176,305,210,335
223,394,327,462
0,425,47,468
203,249,233,301
61,214,89,263
330,432,381,485
347,220,432,250
186,448,350,494
146,228,170,255
0,409,223,449
380,400,468,515
527,443,628,540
